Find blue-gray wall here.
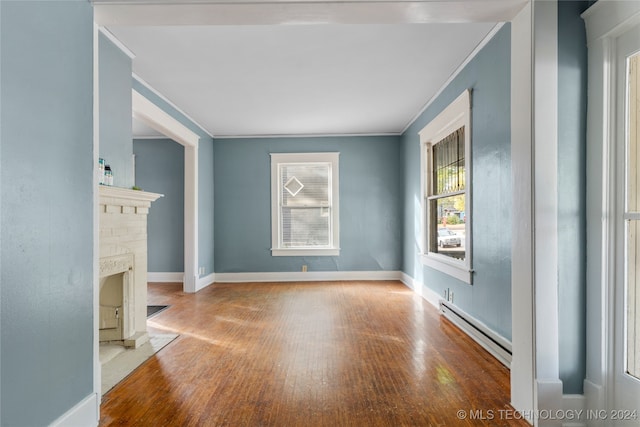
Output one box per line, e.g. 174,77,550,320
400,25,512,340
132,80,215,277
557,0,589,395
0,1,94,425
214,136,402,273
134,139,185,272
99,33,133,188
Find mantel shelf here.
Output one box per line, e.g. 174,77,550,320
99,185,163,203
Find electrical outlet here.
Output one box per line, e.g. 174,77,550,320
302,265,308,272
198,267,205,276
448,291,454,303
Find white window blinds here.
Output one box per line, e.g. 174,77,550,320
280,163,332,248
271,153,340,256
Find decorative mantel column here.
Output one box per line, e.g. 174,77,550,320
99,186,162,347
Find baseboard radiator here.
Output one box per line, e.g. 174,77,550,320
439,300,512,368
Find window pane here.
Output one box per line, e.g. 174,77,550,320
627,220,640,379
281,207,330,248
627,53,640,380
429,195,466,261
432,127,465,196
629,54,640,212
271,153,339,255
281,163,330,207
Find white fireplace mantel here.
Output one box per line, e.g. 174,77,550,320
98,186,162,348
99,185,163,203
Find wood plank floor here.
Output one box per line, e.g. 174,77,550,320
99,281,529,426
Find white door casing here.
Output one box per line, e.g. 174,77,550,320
613,23,640,421
131,88,200,293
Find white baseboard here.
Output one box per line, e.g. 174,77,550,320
49,393,98,427
148,271,401,290
400,272,512,368
214,270,402,283
536,380,564,427
440,301,512,368
398,272,442,309
583,380,605,427
196,272,215,291
562,394,587,427
147,272,184,283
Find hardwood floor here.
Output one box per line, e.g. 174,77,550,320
99,281,528,426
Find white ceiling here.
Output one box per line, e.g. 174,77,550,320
95,1,525,138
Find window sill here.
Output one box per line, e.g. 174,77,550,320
420,253,472,284
272,248,340,257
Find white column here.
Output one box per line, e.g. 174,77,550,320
511,0,535,417
532,2,563,425
511,2,563,424
184,144,199,293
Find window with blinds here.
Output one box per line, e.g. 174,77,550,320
427,127,466,259
432,128,465,195
419,89,472,284
271,153,340,256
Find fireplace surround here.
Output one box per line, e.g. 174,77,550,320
99,186,162,347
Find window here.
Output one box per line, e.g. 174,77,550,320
624,51,640,381
271,152,340,256
420,90,472,283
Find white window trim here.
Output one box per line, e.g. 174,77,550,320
270,152,340,257
419,89,472,284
